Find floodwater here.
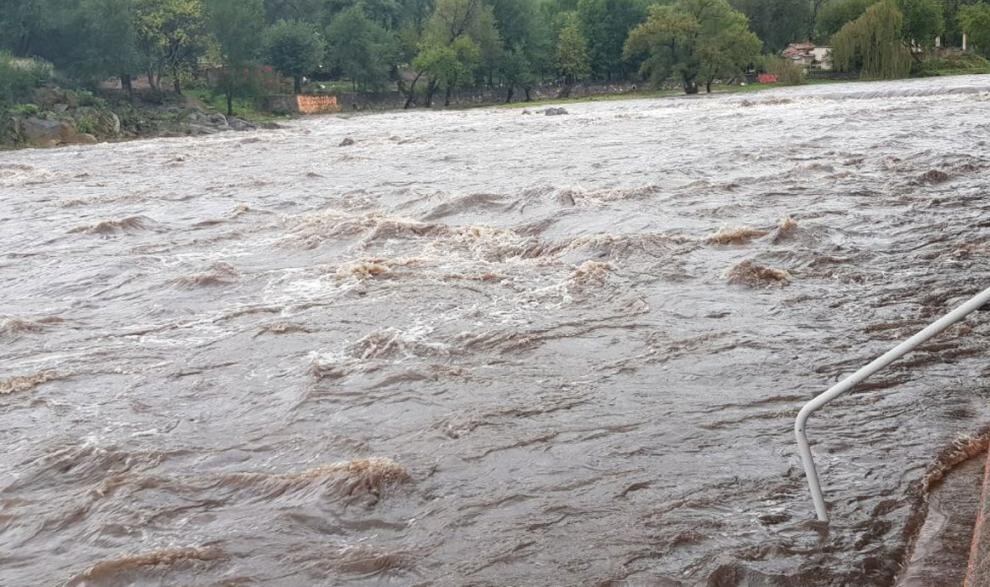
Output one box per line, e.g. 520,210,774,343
2,75,990,587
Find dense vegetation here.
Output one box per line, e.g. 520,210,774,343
2,0,990,114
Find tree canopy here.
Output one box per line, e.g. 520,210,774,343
327,5,396,91
264,19,324,93
959,3,990,55
730,0,812,53
832,0,913,78
0,0,981,110
624,0,761,94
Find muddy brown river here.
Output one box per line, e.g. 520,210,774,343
3,76,990,586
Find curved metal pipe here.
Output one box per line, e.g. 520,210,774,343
796,285,990,522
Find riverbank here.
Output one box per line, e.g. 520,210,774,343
0,88,286,150
5,66,990,150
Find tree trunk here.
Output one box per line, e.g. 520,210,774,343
226,90,234,116
425,80,437,107
506,86,514,103
524,87,531,102
173,65,182,95
444,85,452,107
683,77,699,94
403,73,423,109
121,74,133,100
706,80,712,93
294,76,302,94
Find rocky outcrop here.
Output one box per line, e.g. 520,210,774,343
181,111,256,135
14,118,79,147
5,105,261,148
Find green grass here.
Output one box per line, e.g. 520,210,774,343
184,88,291,123
913,53,990,77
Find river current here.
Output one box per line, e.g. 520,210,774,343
3,75,990,586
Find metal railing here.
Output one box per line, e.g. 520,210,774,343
795,285,990,522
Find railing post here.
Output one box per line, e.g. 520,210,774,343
795,286,990,522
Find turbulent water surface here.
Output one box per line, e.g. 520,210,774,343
3,76,990,587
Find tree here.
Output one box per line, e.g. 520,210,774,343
263,20,323,93
262,0,324,23
624,0,761,94
405,0,499,107
413,35,481,105
730,0,812,53
943,0,984,47
488,0,552,93
500,44,534,101
134,0,208,95
205,0,264,115
816,0,875,40
832,0,913,78
556,12,591,85
959,3,990,55
326,5,396,91
577,0,649,80
75,0,143,88
896,0,944,48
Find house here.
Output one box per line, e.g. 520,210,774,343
781,43,833,71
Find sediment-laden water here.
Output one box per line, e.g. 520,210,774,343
3,76,990,586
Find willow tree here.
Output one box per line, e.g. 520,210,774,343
831,0,912,80
624,0,760,94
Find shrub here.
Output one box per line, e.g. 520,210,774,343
913,52,990,76
75,114,99,135
0,53,52,105
765,56,806,85
9,103,40,116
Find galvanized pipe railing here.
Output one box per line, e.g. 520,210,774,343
796,285,990,522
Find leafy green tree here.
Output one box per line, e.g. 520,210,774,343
577,0,649,80
624,0,760,94
959,3,990,55
361,0,404,30
134,0,208,94
896,0,944,47
327,5,396,91
262,0,324,23
499,44,534,101
816,0,874,40
406,0,499,107
413,35,481,104
264,20,324,93
205,0,264,114
730,0,812,52
943,0,984,47
75,0,143,87
0,0,57,56
556,12,591,84
832,0,913,78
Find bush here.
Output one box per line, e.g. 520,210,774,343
9,103,40,116
75,90,105,108
75,113,99,135
765,56,806,85
913,51,990,76
0,53,52,105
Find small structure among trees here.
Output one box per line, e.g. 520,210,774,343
781,42,833,71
